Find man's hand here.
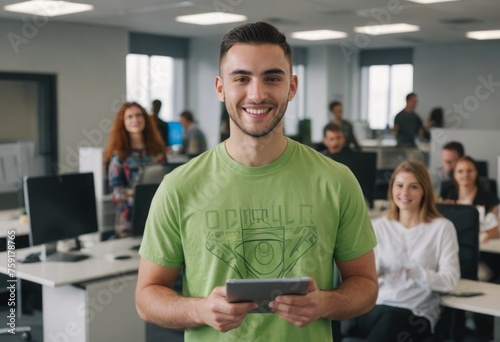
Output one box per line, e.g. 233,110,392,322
268,278,324,327
198,286,258,332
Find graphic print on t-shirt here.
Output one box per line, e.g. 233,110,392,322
205,206,318,278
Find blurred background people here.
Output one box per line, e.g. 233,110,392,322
104,102,166,237
423,107,444,141
440,156,499,242
430,141,465,195
329,101,361,151
321,123,349,158
392,93,424,147
179,110,207,157
151,99,168,147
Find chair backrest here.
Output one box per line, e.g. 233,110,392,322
436,204,479,280
330,151,377,208
132,183,160,236
475,160,488,178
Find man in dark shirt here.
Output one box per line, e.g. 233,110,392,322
151,99,169,147
321,123,351,158
392,93,424,147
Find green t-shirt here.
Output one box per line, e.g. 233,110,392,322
139,138,376,342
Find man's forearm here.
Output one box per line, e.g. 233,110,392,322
136,285,204,330
320,275,378,321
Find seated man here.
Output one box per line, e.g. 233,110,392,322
321,123,350,158
430,141,464,195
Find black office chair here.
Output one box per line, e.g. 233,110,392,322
434,204,480,341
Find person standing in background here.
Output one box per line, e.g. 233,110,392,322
329,101,361,151
152,99,169,147
180,110,207,157
423,107,444,141
392,93,424,147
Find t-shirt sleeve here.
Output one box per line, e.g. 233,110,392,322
333,166,377,261
139,175,184,268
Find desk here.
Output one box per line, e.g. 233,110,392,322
480,238,500,254
442,279,500,341
0,237,145,342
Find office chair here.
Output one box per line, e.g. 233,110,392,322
434,204,480,341
475,160,488,178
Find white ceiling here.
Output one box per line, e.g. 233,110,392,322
1,0,500,48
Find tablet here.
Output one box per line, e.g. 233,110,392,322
225,277,310,313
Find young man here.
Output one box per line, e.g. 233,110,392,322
392,93,424,147
136,22,377,342
430,141,465,195
321,123,348,157
329,101,361,150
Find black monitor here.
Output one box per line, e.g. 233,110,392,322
24,172,98,261
329,151,377,209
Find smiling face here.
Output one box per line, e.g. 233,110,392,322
391,171,424,213
454,159,478,188
215,43,297,139
123,105,145,134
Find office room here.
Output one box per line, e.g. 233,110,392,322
0,0,500,341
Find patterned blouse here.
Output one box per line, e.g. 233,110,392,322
108,149,157,237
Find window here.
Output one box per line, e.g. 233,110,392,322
283,64,306,136
361,64,413,129
126,54,185,121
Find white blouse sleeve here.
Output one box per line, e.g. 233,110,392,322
408,220,460,292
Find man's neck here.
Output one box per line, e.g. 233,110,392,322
224,129,288,167
404,106,413,113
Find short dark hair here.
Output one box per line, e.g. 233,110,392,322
329,101,342,112
442,141,465,157
180,110,194,123
323,123,343,137
406,93,417,102
219,22,292,71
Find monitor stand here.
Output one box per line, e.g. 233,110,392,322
40,241,89,262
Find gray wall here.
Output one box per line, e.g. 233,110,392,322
0,19,128,172
0,80,38,144
414,42,500,130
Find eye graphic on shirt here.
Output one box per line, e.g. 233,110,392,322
206,208,318,278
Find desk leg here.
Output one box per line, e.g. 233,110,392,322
495,316,500,342
43,274,145,342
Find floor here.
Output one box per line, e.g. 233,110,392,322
0,308,184,342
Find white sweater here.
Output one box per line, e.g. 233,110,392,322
373,216,460,329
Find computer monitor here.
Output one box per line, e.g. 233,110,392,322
24,172,98,261
329,151,377,209
166,121,183,150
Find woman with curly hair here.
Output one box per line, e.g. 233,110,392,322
104,102,166,237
